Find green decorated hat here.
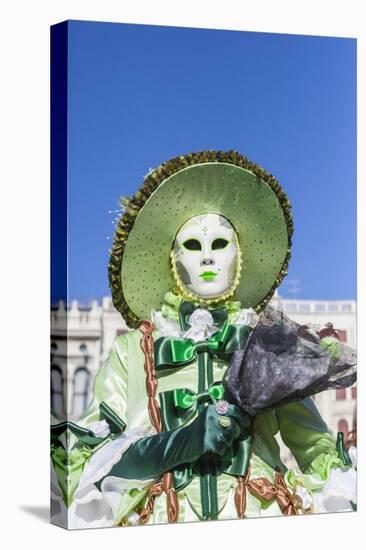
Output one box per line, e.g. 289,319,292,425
109,150,293,328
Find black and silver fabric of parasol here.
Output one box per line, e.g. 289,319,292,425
224,305,357,417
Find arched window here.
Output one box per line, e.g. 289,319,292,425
338,419,349,436
51,365,64,419
73,367,90,418
336,388,346,400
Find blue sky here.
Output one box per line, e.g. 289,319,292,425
63,20,356,303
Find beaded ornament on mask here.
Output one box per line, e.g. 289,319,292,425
170,213,243,306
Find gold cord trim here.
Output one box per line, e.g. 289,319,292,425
138,321,179,524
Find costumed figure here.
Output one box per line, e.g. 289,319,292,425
51,150,357,528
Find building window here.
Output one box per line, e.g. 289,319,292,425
337,330,347,343
73,367,90,418
51,365,64,419
341,303,352,312
299,304,310,312
351,386,357,400
315,304,325,312
336,388,346,400
338,419,349,436
285,304,297,312
328,304,338,312
79,343,87,352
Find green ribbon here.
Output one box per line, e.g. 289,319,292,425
155,301,253,518
99,401,127,435
159,381,253,494
154,323,252,371
51,402,126,448
224,433,253,477
174,384,225,410
336,431,352,466
160,293,242,326
178,300,228,331
51,421,105,447
160,383,225,431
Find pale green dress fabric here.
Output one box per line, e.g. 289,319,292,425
73,315,348,526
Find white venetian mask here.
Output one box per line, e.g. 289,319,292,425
171,213,241,301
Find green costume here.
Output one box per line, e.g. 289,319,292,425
51,151,356,529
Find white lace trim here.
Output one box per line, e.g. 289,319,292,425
151,310,180,337
88,419,111,438
151,306,258,339
57,426,157,528
231,307,259,327
182,309,219,342
312,464,357,513
75,425,156,495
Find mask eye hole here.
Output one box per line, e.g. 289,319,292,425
212,238,229,250
183,239,202,251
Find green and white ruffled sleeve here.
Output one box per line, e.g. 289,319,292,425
276,398,356,512
51,335,157,529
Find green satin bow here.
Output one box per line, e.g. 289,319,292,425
158,382,253,493
154,323,251,371
155,300,253,518
174,384,225,410
179,300,228,331
160,383,225,431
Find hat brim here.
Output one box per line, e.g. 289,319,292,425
109,151,293,327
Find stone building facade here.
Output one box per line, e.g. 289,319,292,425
51,293,357,466
51,297,127,421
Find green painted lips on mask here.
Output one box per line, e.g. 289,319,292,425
200,271,218,281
